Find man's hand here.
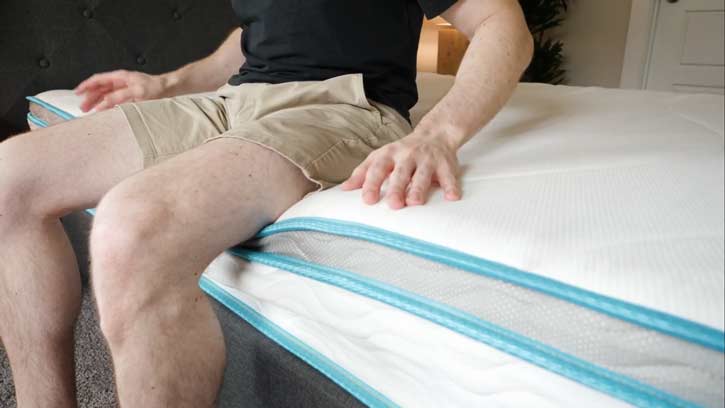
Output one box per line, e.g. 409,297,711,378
341,0,531,210
73,28,245,113
74,70,169,113
341,133,462,210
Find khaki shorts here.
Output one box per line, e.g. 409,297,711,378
119,73,412,190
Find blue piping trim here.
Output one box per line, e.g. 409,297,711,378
27,112,49,128
257,217,725,353
230,248,699,408
200,276,398,408
26,96,76,121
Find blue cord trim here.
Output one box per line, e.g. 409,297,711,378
26,112,50,128
200,276,398,408
26,96,76,121
230,248,699,408
256,217,725,353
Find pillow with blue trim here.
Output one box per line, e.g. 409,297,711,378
27,90,87,129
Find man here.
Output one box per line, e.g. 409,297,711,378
0,0,532,406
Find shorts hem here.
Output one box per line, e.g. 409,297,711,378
118,104,159,168
204,135,328,194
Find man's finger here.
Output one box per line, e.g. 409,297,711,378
75,75,104,94
95,88,134,111
406,163,434,206
75,71,127,94
436,162,461,201
361,158,394,205
341,161,370,191
385,159,415,210
75,78,109,94
79,87,113,112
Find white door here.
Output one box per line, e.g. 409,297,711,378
646,0,724,94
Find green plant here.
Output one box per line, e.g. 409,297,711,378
519,0,570,84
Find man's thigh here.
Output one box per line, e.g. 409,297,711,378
94,137,316,269
0,108,142,216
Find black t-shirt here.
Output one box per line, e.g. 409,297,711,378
228,0,458,122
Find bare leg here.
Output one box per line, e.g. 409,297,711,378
90,138,315,407
0,110,143,407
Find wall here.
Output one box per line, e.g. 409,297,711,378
418,20,440,73
554,0,633,88
417,1,635,87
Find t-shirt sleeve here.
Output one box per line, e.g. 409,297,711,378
417,0,459,19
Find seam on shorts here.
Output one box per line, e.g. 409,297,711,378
370,101,413,135
379,121,409,143
366,100,387,128
306,108,393,167
189,97,230,134
305,138,352,169
305,113,403,173
360,117,389,148
119,104,159,167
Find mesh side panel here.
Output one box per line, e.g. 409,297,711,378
249,231,725,408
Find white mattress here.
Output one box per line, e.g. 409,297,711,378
202,253,629,408
29,74,725,407
217,77,723,407
281,77,725,332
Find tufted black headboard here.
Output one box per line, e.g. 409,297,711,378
0,0,239,140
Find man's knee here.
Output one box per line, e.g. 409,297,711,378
90,190,183,342
90,184,181,262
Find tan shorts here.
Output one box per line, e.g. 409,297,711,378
119,73,412,190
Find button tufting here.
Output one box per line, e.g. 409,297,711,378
38,58,50,69
172,10,182,21
136,56,147,65
82,9,93,19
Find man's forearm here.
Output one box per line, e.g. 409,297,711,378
160,28,245,97
415,7,533,150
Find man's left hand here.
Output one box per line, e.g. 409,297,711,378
341,133,462,209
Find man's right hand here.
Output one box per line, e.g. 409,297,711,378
74,70,170,113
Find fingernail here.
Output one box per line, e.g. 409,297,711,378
445,191,460,200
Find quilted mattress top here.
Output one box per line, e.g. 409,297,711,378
282,75,725,332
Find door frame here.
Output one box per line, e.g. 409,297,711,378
620,0,660,89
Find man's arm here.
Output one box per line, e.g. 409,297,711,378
342,0,532,209
422,0,533,150
75,28,244,112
